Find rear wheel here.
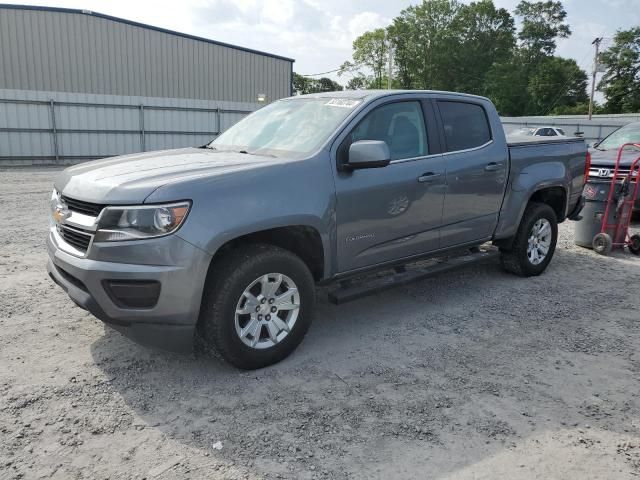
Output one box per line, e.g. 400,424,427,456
628,234,640,256
592,233,613,255
500,202,558,277
198,244,315,369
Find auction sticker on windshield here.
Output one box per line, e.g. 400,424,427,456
325,99,360,108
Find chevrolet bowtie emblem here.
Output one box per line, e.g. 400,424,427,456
53,204,70,224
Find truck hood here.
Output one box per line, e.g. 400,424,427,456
54,147,280,204
588,147,640,167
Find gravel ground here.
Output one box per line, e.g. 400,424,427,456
1,167,639,480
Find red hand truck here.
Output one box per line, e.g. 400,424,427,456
592,142,640,255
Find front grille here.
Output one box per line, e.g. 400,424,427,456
589,166,635,180
58,225,92,253
61,195,105,217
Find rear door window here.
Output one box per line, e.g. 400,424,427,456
437,101,491,152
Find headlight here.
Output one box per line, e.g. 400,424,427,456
94,202,191,242
50,189,62,215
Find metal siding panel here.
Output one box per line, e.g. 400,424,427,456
63,14,78,92
214,45,222,100
81,16,97,95
22,11,37,90
242,52,250,102
8,11,26,89
0,8,293,102
105,18,118,95
0,13,8,87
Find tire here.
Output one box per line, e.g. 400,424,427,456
592,232,613,255
197,243,316,370
500,202,558,277
628,234,640,256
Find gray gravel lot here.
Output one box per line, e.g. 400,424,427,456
1,167,639,480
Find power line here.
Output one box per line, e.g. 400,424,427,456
299,68,343,77
542,30,611,115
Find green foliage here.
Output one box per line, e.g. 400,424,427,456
450,0,516,95
388,0,462,90
527,57,588,114
598,27,640,114
341,0,589,116
550,102,590,115
484,55,530,115
351,29,388,89
292,72,343,94
515,1,570,57
345,75,370,90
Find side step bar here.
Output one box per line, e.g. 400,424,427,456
327,247,500,305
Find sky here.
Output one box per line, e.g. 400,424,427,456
16,0,640,99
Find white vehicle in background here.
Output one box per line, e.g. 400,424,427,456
517,126,567,137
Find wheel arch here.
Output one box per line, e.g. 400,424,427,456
494,183,567,250
205,225,326,284
528,185,568,222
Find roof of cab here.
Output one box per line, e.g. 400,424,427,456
286,89,491,102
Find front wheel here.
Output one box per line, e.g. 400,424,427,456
628,234,640,256
500,202,558,277
198,244,316,369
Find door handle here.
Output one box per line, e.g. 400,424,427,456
485,162,503,172
418,172,441,183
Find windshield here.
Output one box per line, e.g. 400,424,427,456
597,122,640,150
517,127,536,136
208,97,362,157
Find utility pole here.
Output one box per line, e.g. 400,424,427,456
589,37,603,120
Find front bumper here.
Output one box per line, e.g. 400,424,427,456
47,229,211,353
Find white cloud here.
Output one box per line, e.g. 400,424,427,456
348,11,390,39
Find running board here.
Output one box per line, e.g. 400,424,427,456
327,247,500,305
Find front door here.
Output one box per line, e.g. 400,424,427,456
334,99,446,273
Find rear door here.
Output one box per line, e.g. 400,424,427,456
333,97,446,273
437,99,508,247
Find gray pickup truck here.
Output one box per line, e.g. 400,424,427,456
48,90,587,369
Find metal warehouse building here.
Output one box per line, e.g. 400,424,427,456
0,4,294,165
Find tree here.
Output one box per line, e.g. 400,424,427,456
345,75,370,90
515,1,571,57
292,72,309,95
351,29,388,89
388,0,462,90
318,77,344,92
292,73,343,94
598,27,640,113
339,0,587,116
484,0,579,115
484,56,530,115
527,56,588,114
451,0,516,95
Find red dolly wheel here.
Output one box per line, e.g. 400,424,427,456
593,233,613,255
629,234,640,256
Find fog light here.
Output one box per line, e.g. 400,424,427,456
103,280,161,309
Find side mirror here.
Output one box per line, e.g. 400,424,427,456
347,140,391,169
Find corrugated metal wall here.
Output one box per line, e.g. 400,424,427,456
0,5,293,103
0,88,258,166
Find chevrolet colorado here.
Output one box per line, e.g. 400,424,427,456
47,90,587,369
